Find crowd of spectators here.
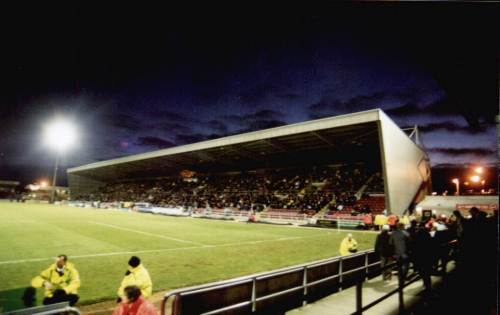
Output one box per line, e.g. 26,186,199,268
373,207,497,303
75,165,380,213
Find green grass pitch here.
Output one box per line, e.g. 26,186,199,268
0,202,376,311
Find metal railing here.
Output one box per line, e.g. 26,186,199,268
3,302,81,315
161,249,378,315
161,240,457,315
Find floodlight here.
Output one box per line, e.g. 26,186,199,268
470,175,480,183
44,119,77,152
475,167,483,174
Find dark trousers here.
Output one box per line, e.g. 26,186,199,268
43,291,79,306
395,254,409,282
380,256,393,280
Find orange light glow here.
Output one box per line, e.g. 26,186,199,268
470,175,480,183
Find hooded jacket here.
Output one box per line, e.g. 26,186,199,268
118,264,152,298
31,262,80,297
339,237,358,256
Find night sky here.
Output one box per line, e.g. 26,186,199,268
0,4,498,185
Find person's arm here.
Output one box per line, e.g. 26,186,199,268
117,273,132,298
351,239,358,250
374,235,381,254
31,266,52,289
62,268,81,293
136,269,153,297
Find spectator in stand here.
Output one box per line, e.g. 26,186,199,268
113,286,158,315
390,223,410,282
339,233,358,256
363,213,373,230
28,255,80,306
117,256,152,302
374,213,388,231
375,225,393,281
387,213,398,229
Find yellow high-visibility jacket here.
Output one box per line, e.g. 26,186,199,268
374,214,388,226
399,215,410,226
339,237,358,256
117,264,152,298
31,262,80,297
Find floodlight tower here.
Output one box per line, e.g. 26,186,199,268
43,119,77,203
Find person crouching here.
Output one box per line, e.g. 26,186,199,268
28,254,80,306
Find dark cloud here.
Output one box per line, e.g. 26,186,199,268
410,121,492,134
152,110,196,123
206,120,228,134
237,119,287,133
385,97,493,128
385,102,421,117
136,136,175,149
156,122,193,134
239,84,278,104
427,147,496,156
310,88,434,120
105,114,142,131
221,109,283,125
276,93,302,100
175,133,207,145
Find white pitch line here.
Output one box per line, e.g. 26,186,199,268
0,232,331,265
88,221,207,247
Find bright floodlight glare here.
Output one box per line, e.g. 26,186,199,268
451,178,459,184
44,119,77,152
470,175,480,183
475,167,483,174
40,181,47,187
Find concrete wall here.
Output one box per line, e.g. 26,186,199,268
378,111,431,215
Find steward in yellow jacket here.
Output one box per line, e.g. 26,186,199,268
30,255,80,306
339,233,358,256
117,256,152,300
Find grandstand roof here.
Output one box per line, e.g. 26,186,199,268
0,180,20,186
68,109,384,181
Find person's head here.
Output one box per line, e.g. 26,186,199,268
382,225,390,233
56,255,67,269
469,207,480,217
397,223,405,230
410,220,417,227
128,256,141,268
347,233,353,240
123,286,141,303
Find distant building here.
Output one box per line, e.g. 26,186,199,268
0,180,19,198
25,184,70,201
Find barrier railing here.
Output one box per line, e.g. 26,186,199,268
161,239,457,315
3,302,81,315
161,249,380,315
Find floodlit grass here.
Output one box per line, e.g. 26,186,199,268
0,202,376,311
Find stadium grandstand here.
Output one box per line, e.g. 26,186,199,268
67,109,431,221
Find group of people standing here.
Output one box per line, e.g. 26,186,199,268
371,207,496,296
24,255,158,315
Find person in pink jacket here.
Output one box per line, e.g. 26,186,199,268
113,286,158,315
